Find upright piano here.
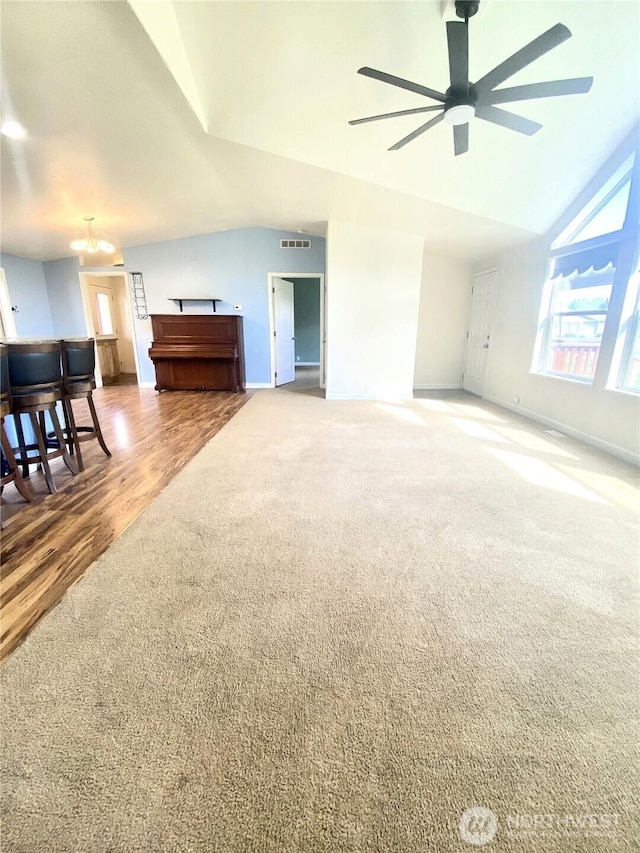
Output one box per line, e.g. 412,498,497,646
148,314,245,392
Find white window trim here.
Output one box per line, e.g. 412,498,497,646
609,250,640,393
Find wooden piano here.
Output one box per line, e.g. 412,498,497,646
148,314,245,392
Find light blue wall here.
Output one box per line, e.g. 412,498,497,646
288,277,321,363
0,253,54,337
123,228,326,384
42,256,86,338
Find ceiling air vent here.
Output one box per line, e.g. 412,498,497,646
280,238,311,249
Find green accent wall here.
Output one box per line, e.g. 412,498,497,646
288,277,321,363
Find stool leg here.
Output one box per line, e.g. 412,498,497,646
62,398,84,472
87,394,111,458
30,412,56,493
49,407,79,475
13,413,30,479
61,399,75,456
1,422,37,503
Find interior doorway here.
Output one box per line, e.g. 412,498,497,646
462,266,500,396
78,271,140,387
268,272,325,390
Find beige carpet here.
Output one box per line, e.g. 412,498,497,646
1,386,638,852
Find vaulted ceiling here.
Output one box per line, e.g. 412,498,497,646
1,1,638,261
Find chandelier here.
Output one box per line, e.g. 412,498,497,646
70,217,115,254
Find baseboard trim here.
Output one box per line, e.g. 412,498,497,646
413,384,461,391
137,381,156,388
483,393,639,466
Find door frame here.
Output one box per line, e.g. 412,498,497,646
462,265,501,396
267,272,326,388
78,270,142,387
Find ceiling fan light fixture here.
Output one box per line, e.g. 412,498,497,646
70,216,115,254
444,103,475,125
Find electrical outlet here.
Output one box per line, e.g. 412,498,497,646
234,304,243,311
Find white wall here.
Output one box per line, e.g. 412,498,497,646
414,250,471,389
325,221,423,399
476,237,640,463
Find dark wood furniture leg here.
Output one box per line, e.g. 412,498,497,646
87,394,112,458
1,422,37,504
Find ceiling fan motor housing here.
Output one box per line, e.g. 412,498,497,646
455,0,480,20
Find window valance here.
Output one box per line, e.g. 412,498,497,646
550,243,619,280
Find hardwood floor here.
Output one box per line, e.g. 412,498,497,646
0,385,250,662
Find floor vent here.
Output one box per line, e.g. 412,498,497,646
280,238,311,249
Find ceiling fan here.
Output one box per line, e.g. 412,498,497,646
349,0,593,156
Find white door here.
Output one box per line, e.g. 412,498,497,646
462,267,500,395
0,268,17,338
273,277,295,386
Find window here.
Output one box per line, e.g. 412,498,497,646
551,154,634,250
535,135,639,389
541,258,615,381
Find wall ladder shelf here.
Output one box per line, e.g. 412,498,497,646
131,272,148,320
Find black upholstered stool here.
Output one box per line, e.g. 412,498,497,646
0,344,38,513
8,341,78,493
60,338,111,472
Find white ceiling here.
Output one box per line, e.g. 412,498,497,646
1,1,638,262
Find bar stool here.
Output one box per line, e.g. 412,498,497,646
60,338,111,472
8,341,78,493
0,344,38,511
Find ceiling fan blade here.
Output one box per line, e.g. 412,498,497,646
446,21,469,90
349,105,444,126
475,105,542,135
389,112,445,150
480,77,593,106
358,67,447,103
453,123,469,156
474,23,572,95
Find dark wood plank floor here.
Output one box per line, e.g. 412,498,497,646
0,385,250,662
